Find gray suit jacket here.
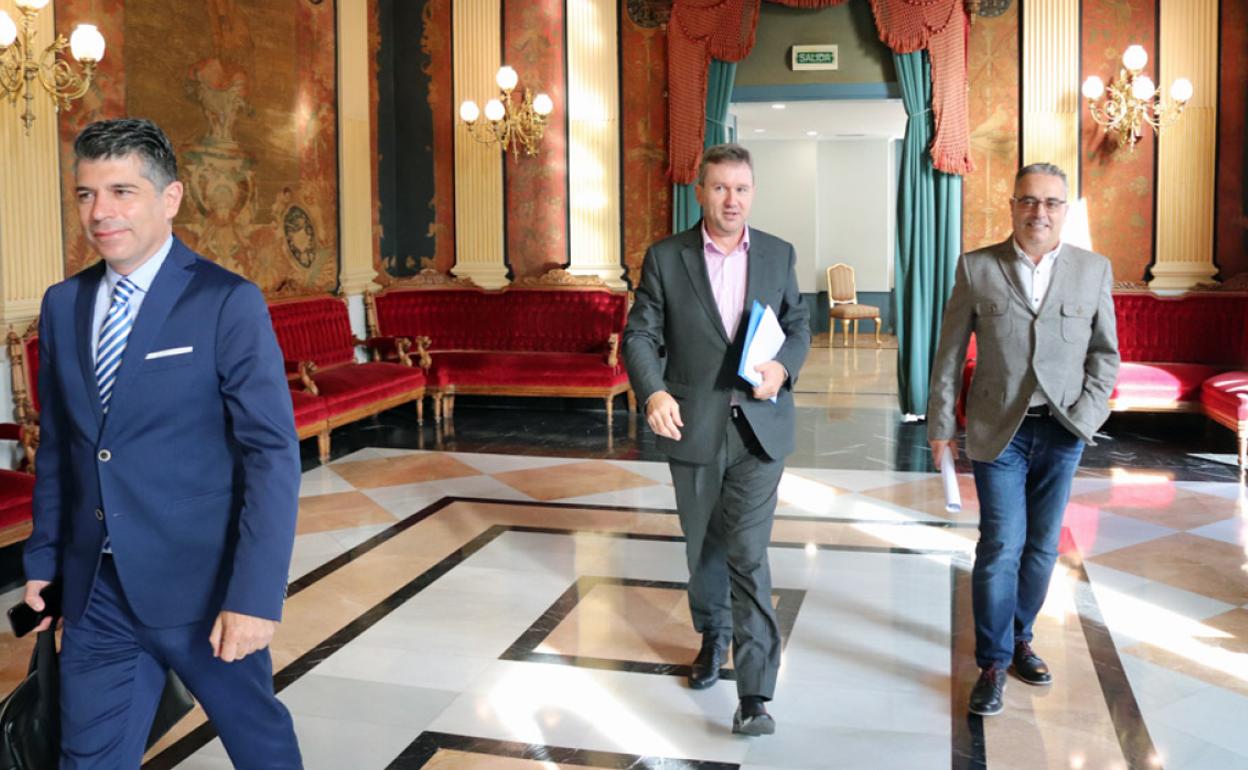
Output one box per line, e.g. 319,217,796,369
624,225,811,465
927,239,1120,462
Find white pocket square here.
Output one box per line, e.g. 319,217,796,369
145,346,193,360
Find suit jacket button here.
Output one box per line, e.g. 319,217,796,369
94,508,104,520
98,449,111,462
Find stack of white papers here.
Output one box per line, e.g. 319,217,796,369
940,447,961,512
737,300,784,403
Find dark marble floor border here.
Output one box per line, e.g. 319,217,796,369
146,496,972,768
1065,553,1162,769
145,497,1150,770
385,730,739,770
950,556,987,770
499,576,806,681
376,494,979,529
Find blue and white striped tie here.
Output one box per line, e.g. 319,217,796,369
95,277,138,414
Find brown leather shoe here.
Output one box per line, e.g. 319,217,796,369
688,636,728,690
969,665,1007,716
1012,640,1053,686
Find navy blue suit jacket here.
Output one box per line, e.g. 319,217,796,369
24,238,300,628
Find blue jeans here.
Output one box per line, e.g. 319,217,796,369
970,415,1084,668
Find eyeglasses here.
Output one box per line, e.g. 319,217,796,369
1011,196,1067,211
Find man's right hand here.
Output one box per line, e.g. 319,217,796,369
929,439,958,465
23,579,53,633
646,391,683,441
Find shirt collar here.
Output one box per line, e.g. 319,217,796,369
1011,237,1062,266
104,235,174,294
702,223,750,257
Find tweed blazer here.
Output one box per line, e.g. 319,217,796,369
927,239,1120,462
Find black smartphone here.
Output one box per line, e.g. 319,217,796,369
7,583,62,638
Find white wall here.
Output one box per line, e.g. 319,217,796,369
741,140,819,293
740,137,895,296
816,138,893,293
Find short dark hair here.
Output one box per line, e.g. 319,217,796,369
1015,162,1068,194
74,118,178,190
697,143,753,186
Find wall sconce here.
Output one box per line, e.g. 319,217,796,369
459,66,553,159
0,0,105,134
1081,44,1191,151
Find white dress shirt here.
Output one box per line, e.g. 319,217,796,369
1012,238,1062,407
91,235,172,553
91,235,175,356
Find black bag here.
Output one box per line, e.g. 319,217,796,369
0,630,195,769
0,630,58,770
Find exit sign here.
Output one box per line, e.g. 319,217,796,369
791,45,839,71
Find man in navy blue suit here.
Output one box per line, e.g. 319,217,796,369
22,118,302,768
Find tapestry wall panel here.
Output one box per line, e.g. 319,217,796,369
369,0,383,277
1081,0,1155,284
620,0,672,288
57,0,340,295
376,0,454,279
1217,0,1248,282
963,0,1019,253
503,0,568,279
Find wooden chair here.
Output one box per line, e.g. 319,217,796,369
825,264,881,348
6,320,40,471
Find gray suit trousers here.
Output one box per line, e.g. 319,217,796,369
669,414,783,699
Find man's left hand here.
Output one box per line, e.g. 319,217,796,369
210,611,277,662
752,361,787,401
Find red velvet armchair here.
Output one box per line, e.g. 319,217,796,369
6,320,40,471
268,295,429,460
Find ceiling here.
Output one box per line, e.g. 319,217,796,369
730,99,908,142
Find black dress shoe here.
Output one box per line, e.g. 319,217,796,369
968,665,1006,716
1012,640,1053,686
688,637,728,690
732,697,775,736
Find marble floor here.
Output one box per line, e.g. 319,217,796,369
0,338,1244,769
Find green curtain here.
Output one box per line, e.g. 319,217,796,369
672,59,738,232
894,50,962,417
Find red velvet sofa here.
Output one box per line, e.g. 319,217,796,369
960,290,1248,465
268,295,429,462
365,270,635,428
8,316,336,466
1110,292,1248,411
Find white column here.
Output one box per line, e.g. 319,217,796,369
566,0,624,288
1150,0,1218,290
336,0,382,296
1021,0,1081,196
452,0,508,288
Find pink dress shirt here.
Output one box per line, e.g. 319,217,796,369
702,224,750,341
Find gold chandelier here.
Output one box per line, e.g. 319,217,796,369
458,66,553,159
0,0,105,134
1081,44,1191,151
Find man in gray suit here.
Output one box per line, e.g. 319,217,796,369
624,143,810,736
928,163,1119,716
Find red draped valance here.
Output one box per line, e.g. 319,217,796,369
667,0,975,184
